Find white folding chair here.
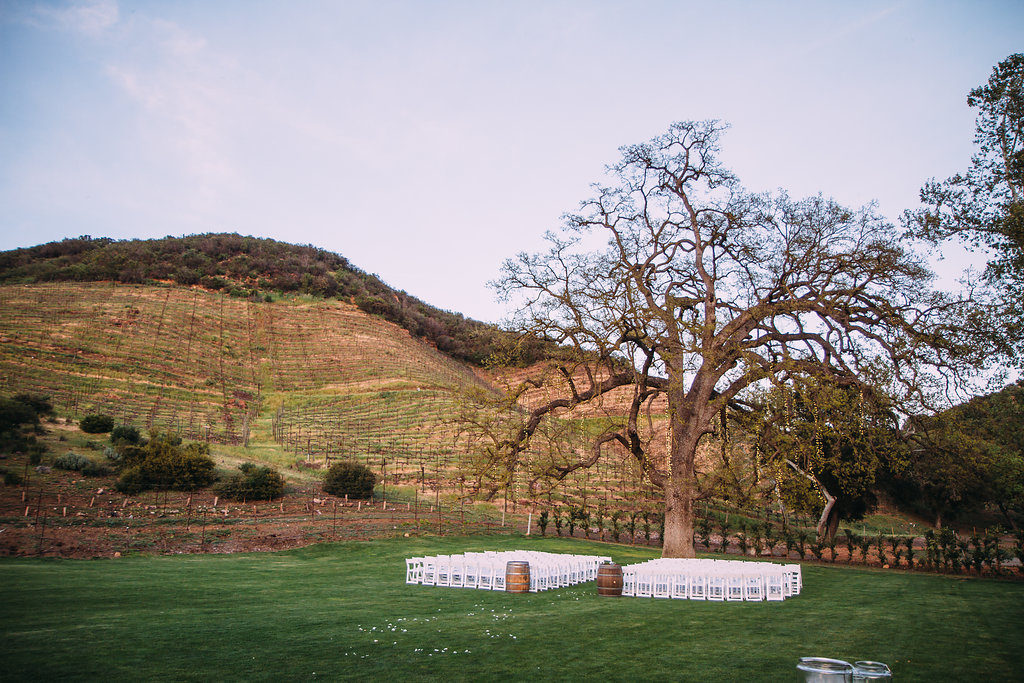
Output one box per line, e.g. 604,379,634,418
449,556,465,588
670,572,689,599
405,557,424,585
636,571,653,598
421,556,438,586
529,563,543,593
435,555,452,587
765,572,786,601
689,573,706,600
540,561,557,590
783,564,801,597
575,557,589,583
786,564,802,595
463,559,480,589
726,573,745,601
492,562,506,591
622,570,637,597
707,574,725,601
743,573,764,601
478,562,495,590
652,573,671,598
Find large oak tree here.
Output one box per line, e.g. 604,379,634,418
495,121,984,557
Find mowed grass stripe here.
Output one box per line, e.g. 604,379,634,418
2,536,1022,681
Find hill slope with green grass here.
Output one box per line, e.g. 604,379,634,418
0,282,488,464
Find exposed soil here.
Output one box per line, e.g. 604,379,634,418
0,454,511,559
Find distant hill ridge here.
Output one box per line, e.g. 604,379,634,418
0,233,558,366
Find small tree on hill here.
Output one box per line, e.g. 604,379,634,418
324,461,376,499
0,396,41,435
80,414,114,434
114,431,216,494
216,463,286,501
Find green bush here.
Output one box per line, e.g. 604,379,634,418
112,444,146,467
53,451,92,471
115,467,149,495
82,461,113,477
611,511,622,543
215,463,285,501
113,432,216,494
80,414,114,434
0,396,41,436
12,393,52,417
110,425,141,445
323,461,376,499
762,521,776,556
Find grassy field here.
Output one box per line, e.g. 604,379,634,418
2,536,1021,681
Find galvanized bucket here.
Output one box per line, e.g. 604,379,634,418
852,661,891,682
797,657,854,683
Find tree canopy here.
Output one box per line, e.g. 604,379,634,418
746,377,906,539
495,120,986,556
907,53,1024,362
894,380,1024,528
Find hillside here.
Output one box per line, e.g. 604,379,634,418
0,235,693,516
0,279,666,511
0,233,561,367
0,281,487,443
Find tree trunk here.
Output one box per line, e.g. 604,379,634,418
661,385,701,558
783,458,837,540
823,504,840,541
816,491,837,540
662,475,696,557
997,502,1017,531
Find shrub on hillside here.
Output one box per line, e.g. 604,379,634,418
0,398,37,436
323,461,376,499
114,432,216,494
12,393,53,416
110,425,141,445
81,460,112,477
53,451,92,471
215,463,285,501
80,414,114,434
1,393,52,438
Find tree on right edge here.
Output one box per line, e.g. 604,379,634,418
907,53,1024,363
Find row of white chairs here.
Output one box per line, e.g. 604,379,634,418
406,551,612,592
621,558,801,602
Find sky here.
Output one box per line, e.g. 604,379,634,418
1,0,1022,324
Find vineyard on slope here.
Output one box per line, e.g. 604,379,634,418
0,283,673,515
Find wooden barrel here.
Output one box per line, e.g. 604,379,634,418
505,560,531,593
596,563,623,597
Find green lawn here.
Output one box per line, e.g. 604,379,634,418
1,535,1021,681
